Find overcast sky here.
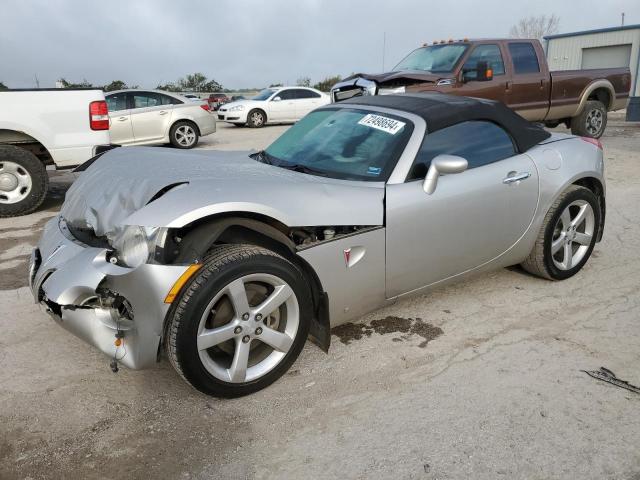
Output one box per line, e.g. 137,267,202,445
2,0,639,90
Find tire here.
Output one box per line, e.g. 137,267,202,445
247,109,266,128
521,185,601,280
571,100,607,139
166,244,312,397
170,121,199,149
0,145,48,218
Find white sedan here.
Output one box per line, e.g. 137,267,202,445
105,90,216,149
217,87,330,127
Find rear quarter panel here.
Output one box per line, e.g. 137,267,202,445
0,90,110,167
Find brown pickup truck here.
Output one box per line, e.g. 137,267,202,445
331,38,631,138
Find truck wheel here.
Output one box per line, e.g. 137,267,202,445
170,121,199,149
0,145,48,218
571,100,607,138
166,244,312,397
521,185,600,280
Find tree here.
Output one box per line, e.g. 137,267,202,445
103,80,126,92
509,14,560,40
57,78,93,88
177,72,223,92
0,81,8,91
296,76,311,87
313,75,342,93
156,82,181,92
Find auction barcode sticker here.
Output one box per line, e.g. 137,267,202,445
358,114,406,135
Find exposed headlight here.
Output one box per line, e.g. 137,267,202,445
229,105,245,111
110,226,166,268
378,86,406,95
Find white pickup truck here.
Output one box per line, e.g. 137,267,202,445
0,89,111,217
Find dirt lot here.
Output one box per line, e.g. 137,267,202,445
1,118,639,480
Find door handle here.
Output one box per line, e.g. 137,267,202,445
505,81,512,91
503,172,531,184
117,116,128,122
159,110,168,115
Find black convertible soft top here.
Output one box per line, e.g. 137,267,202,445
342,93,551,153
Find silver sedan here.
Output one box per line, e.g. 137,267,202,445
30,93,605,397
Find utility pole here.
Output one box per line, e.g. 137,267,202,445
382,32,386,72
621,12,625,26
34,74,40,88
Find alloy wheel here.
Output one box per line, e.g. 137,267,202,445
551,199,595,271
196,273,299,383
0,161,32,204
585,109,603,136
250,111,264,127
175,125,197,147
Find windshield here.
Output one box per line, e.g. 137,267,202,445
394,44,468,72
252,88,277,101
258,108,414,181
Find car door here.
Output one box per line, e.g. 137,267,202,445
456,43,509,105
504,42,550,121
385,120,539,298
105,92,134,144
266,89,297,121
129,91,175,143
292,88,323,119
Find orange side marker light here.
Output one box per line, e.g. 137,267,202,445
164,264,202,304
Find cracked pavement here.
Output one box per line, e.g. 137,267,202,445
1,118,639,479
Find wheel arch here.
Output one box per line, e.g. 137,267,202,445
248,108,267,123
169,212,331,352
571,176,605,242
170,118,201,137
0,129,53,165
576,80,615,114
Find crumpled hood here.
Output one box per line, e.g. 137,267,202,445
343,71,441,85
61,147,384,235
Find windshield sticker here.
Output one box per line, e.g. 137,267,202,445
367,166,382,176
358,114,406,135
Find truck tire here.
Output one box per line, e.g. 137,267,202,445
0,145,48,218
571,100,607,139
166,244,312,397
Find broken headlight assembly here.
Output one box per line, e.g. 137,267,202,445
109,226,168,268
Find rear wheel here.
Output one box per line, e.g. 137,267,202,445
0,145,48,218
571,100,607,138
166,245,311,397
170,121,199,149
522,185,600,280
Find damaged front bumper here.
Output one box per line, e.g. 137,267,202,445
29,216,190,369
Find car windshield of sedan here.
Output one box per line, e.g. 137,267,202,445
256,108,414,181
252,88,277,101
394,44,468,72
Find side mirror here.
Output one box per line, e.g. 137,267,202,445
476,60,493,81
272,96,282,102
423,154,468,194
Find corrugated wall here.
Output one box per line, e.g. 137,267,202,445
546,28,640,96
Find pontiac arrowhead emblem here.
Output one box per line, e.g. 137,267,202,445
343,248,351,267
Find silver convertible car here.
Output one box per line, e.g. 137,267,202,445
30,93,605,397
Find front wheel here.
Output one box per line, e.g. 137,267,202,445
170,121,199,149
571,100,607,138
521,185,601,280
247,109,266,128
166,245,311,397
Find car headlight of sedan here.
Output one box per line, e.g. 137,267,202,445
228,105,245,111
378,86,406,95
110,226,167,268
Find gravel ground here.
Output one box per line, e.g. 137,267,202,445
1,118,639,480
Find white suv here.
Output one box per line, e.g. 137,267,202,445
105,90,216,149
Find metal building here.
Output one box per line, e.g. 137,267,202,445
544,24,640,120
